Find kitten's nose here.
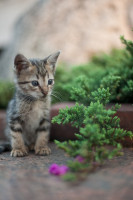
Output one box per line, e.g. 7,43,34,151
42,90,48,96
43,87,48,95
44,91,48,95
39,85,48,96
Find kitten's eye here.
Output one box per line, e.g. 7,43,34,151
31,80,39,87
48,79,53,85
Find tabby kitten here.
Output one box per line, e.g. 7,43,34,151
5,51,60,157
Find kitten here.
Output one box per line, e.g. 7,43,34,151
2,51,60,157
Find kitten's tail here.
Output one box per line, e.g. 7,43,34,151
0,142,11,153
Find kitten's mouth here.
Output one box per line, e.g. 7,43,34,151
42,93,47,98
40,92,48,98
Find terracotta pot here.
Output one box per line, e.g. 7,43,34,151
0,103,133,147
50,102,77,141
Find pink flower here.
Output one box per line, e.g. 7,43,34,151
59,165,69,175
49,163,60,175
75,155,85,163
49,163,69,176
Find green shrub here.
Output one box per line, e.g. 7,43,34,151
53,36,133,104
52,87,133,181
52,36,133,181
0,81,14,109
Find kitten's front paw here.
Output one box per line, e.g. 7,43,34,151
35,146,51,156
10,148,28,157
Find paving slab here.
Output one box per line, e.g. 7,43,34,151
0,143,132,200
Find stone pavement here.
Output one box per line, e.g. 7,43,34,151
0,143,132,200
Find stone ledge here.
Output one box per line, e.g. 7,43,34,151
0,103,133,147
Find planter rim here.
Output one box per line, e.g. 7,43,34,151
52,102,133,112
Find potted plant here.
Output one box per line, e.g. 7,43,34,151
51,36,133,146
49,36,133,181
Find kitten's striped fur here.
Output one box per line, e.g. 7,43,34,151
4,51,60,157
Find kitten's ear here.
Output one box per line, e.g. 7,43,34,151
14,54,30,73
45,51,60,72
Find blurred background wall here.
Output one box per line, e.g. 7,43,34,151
0,0,133,80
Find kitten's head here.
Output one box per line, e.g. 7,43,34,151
14,51,60,99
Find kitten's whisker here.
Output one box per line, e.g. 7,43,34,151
51,94,62,102
52,91,65,101
52,90,63,98
52,92,63,99
19,97,32,115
